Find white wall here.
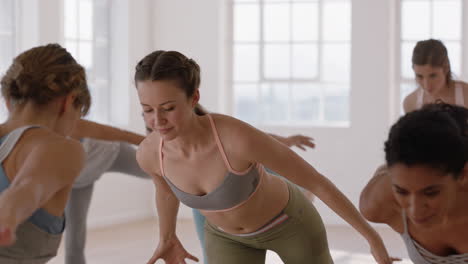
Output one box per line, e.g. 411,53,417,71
150,0,398,225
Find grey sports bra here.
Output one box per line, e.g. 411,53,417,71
401,211,468,264
159,114,263,212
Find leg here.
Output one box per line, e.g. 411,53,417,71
192,209,207,263
268,184,333,264
205,223,266,264
108,142,149,179
64,184,95,264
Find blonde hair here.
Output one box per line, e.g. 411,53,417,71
1,43,91,115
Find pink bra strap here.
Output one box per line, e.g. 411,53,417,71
159,139,166,176
206,114,235,173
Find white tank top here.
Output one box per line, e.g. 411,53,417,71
416,83,465,109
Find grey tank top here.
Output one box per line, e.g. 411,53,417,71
416,83,465,109
400,211,468,264
0,126,63,263
159,114,263,211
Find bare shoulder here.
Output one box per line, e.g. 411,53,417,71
136,132,161,176
456,81,468,107
403,89,419,113
14,128,85,181
209,113,262,148
22,128,83,156
209,113,258,137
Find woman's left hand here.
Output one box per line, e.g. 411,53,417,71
369,234,401,264
284,135,315,150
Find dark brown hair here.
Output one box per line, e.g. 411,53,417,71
1,43,91,115
134,50,206,115
412,39,452,86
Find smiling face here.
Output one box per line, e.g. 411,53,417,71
137,79,198,141
413,64,448,96
390,164,461,228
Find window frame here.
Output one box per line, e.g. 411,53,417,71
63,0,111,123
227,0,352,127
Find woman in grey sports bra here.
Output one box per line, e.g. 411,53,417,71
135,50,394,264
360,103,468,264
403,39,468,113
0,44,91,263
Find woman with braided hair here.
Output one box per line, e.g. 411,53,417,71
0,43,90,263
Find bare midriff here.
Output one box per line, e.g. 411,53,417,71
202,173,289,234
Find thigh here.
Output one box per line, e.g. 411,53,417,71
269,183,333,264
205,223,266,264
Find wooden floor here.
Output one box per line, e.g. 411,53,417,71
49,218,412,264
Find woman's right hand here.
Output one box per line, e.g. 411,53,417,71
146,236,199,264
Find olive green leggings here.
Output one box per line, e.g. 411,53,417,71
205,182,333,264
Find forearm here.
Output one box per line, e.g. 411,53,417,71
155,184,180,242
72,119,145,145
311,175,380,242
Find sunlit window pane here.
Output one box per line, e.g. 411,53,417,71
401,0,431,40
401,41,416,79
444,41,461,77
234,84,259,123
234,4,259,42
292,3,318,41
432,0,461,40
65,40,78,58
322,43,350,83
260,83,289,122
0,36,14,74
79,0,93,40
291,83,320,122
232,0,351,126
264,3,290,42
233,44,259,81
94,0,109,40
324,94,348,122
292,44,318,79
64,0,78,39
79,41,93,70
323,1,350,41
264,44,290,79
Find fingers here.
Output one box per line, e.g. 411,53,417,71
186,253,199,262
297,145,306,151
146,254,160,264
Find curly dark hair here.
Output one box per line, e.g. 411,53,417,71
385,103,467,178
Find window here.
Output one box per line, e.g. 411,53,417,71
230,0,351,126
0,0,16,121
0,0,15,75
398,0,466,106
64,0,110,122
